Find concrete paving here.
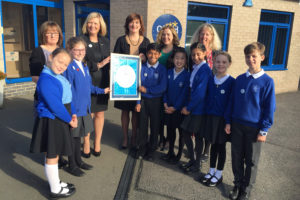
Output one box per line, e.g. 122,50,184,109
0,91,300,200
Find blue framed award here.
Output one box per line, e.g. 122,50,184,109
110,53,141,100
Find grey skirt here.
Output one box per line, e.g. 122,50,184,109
181,114,206,136
71,114,94,137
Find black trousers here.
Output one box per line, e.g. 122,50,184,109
183,130,203,166
231,121,262,193
138,97,161,153
68,137,82,168
210,143,226,170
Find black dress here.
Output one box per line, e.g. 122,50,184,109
113,35,150,111
82,34,110,112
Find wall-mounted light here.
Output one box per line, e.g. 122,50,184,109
243,0,253,7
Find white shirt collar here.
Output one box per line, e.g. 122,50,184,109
173,68,184,80
246,69,265,79
147,61,159,69
214,74,229,85
74,59,85,76
192,61,206,70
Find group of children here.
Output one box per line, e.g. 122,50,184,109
29,35,275,200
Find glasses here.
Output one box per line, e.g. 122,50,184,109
45,32,59,37
72,48,86,53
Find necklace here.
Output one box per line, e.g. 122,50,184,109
128,35,140,46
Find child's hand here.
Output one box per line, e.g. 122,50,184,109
135,104,141,112
225,124,231,134
257,134,267,142
97,56,111,69
139,53,146,63
181,107,190,115
104,87,110,94
69,115,78,128
139,86,147,93
167,106,176,114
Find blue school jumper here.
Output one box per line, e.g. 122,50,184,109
64,60,105,117
36,66,75,123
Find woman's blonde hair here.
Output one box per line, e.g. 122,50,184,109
190,23,222,51
156,25,180,46
82,12,107,36
39,21,63,46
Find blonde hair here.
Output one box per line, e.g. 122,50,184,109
156,25,180,46
39,21,63,46
82,12,107,36
190,23,222,51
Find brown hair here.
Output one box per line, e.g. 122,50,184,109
82,12,107,36
156,25,180,46
124,13,145,35
39,21,63,46
66,37,87,51
244,42,265,55
214,50,232,64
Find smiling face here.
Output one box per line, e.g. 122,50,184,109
215,54,230,76
245,50,265,73
147,49,161,66
162,28,174,46
173,52,186,71
70,42,86,62
49,52,71,75
45,27,60,45
128,19,141,34
87,17,100,35
199,27,213,49
191,48,206,65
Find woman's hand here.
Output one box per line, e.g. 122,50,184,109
97,56,111,70
139,53,146,63
104,87,111,94
225,124,231,134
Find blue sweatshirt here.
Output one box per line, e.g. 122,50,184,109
231,71,276,132
186,62,212,115
206,75,235,123
35,66,75,123
139,61,167,100
64,60,105,117
163,68,190,111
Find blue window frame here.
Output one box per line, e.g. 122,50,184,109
185,2,231,52
258,10,293,71
0,0,64,84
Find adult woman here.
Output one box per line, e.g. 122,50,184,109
81,12,110,157
29,21,67,169
114,13,150,149
156,25,180,150
189,23,222,162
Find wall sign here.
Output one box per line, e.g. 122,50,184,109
152,14,182,41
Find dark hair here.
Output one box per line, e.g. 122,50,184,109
124,13,145,35
51,47,71,59
244,42,265,55
146,43,162,53
66,37,87,51
168,47,188,69
190,42,206,53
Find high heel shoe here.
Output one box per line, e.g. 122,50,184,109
92,149,101,157
81,150,91,158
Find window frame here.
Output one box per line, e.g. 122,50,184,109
0,0,64,84
258,9,293,71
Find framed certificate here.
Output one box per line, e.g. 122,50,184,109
110,53,141,100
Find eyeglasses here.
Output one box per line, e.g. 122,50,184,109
45,32,59,37
72,48,86,53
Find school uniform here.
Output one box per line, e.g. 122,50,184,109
181,61,211,167
138,61,167,156
163,68,190,158
230,70,276,195
30,66,75,158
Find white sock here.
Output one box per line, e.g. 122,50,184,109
211,169,222,183
205,168,215,179
45,163,69,194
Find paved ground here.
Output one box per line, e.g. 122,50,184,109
0,91,299,200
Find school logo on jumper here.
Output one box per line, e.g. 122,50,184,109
144,73,147,77
252,85,259,93
179,82,183,87
72,66,76,70
220,89,225,94
240,89,245,94
152,14,182,41
154,73,159,79
168,75,171,79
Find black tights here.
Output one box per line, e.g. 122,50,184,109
183,131,203,166
68,137,82,168
210,143,226,170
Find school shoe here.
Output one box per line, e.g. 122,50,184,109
229,186,240,200
65,166,85,177
199,173,214,184
58,157,68,169
200,153,209,163
184,164,201,173
78,162,93,170
60,181,75,189
167,155,179,164
238,191,250,200
207,176,223,187
179,160,195,170
161,152,174,161
50,187,76,199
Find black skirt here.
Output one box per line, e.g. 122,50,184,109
114,100,136,111
181,114,205,136
164,110,184,129
30,104,73,157
204,115,230,144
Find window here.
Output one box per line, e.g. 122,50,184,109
258,10,293,70
185,2,231,53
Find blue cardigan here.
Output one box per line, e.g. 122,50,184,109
186,63,212,115
231,72,276,132
163,68,190,111
64,60,105,117
36,67,75,123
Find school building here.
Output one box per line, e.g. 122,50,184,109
0,0,299,98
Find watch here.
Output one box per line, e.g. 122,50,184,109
259,131,268,136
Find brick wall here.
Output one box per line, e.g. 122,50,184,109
4,81,35,98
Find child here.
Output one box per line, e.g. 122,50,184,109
228,42,276,200
30,48,76,198
180,42,212,173
64,37,110,176
161,47,190,164
199,51,235,187
135,43,167,161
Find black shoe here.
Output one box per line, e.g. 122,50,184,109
92,150,101,157
161,152,174,161
50,187,76,199
200,153,209,163
78,162,93,170
238,191,250,200
207,176,223,187
58,157,68,169
167,155,178,164
199,173,213,184
60,181,75,189
229,186,240,200
81,150,91,158
184,164,200,173
65,167,85,177
179,160,194,170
